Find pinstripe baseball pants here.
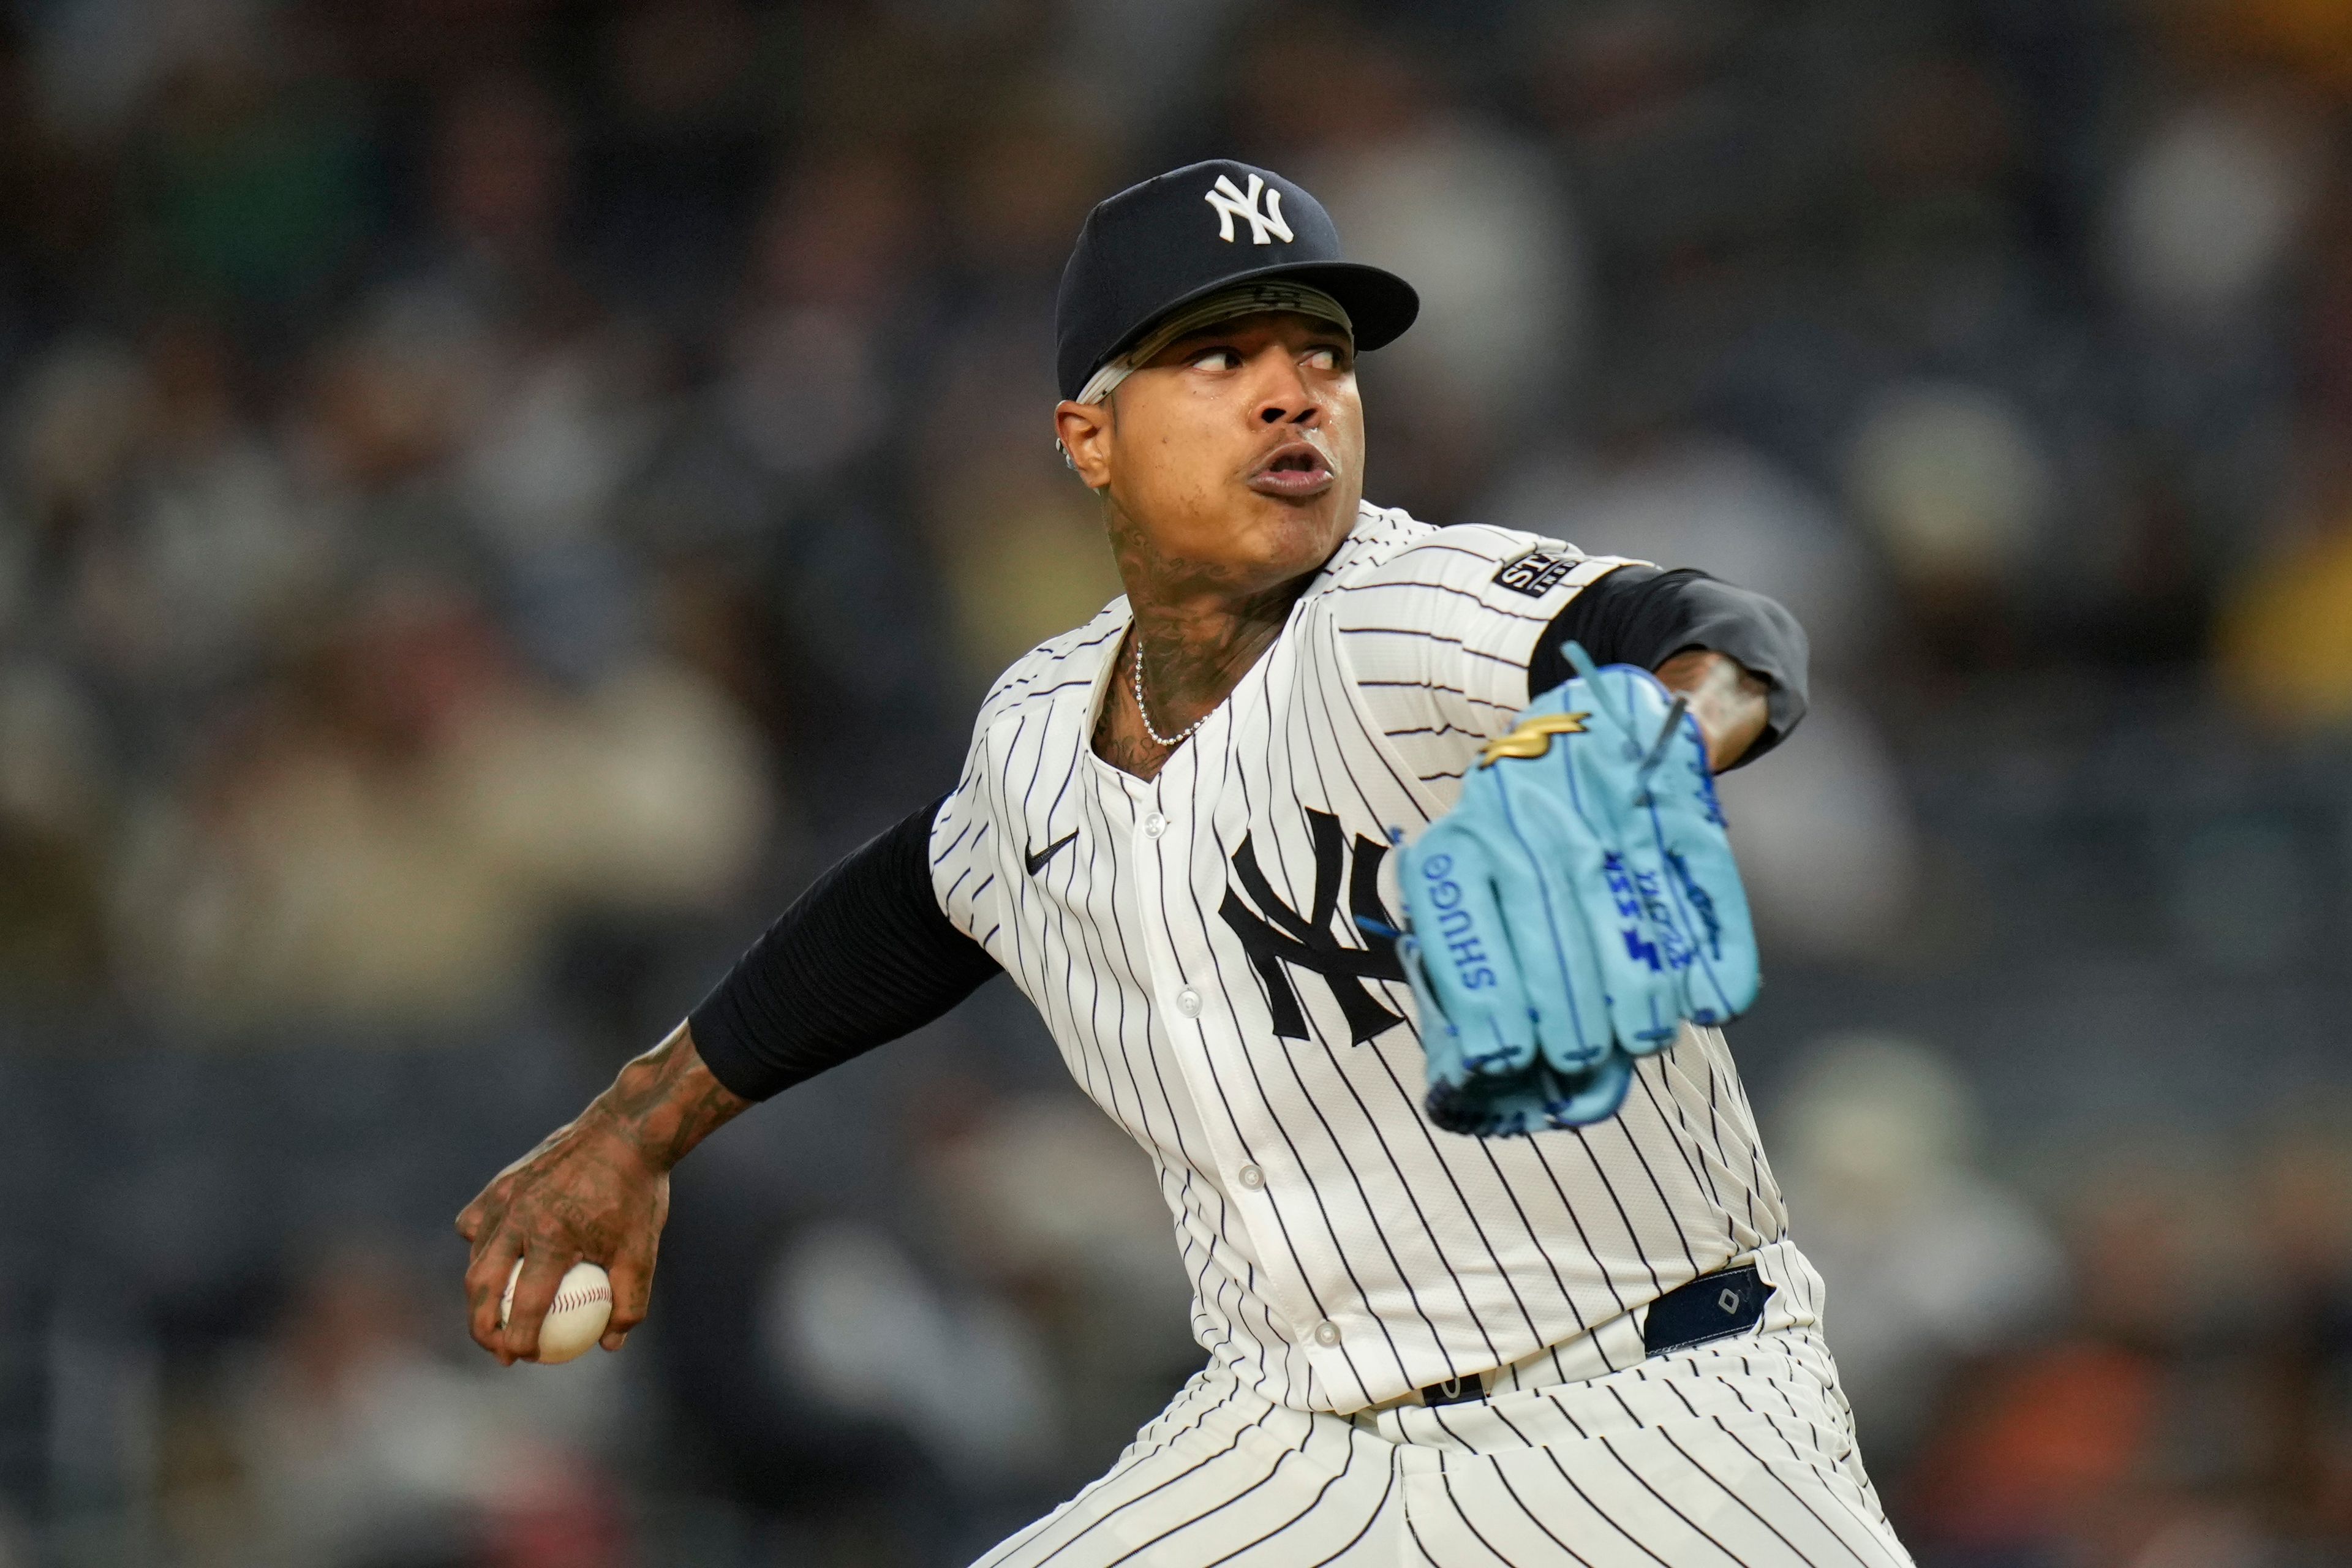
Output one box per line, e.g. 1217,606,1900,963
977,1327,1912,1567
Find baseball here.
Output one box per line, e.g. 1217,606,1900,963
499,1258,613,1364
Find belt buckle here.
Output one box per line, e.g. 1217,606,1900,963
1419,1371,1485,1408
1642,1263,1773,1359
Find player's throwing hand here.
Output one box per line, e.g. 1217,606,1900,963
455,1022,747,1363
1396,643,1759,1137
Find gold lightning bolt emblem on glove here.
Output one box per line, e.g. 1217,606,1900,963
1478,712,1590,767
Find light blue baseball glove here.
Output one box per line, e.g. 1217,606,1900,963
1392,644,1760,1136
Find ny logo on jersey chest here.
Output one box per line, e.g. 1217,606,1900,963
1219,810,1406,1044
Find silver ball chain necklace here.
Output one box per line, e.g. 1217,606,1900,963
1130,636,1204,748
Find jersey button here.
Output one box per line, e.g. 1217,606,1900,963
1237,1163,1265,1190
1143,812,1167,839
1312,1321,1342,1348
1175,988,1202,1018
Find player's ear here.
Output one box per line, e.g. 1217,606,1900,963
1055,399,1115,490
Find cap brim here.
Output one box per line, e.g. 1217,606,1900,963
1097,260,1420,373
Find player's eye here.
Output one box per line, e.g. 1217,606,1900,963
1189,346,1241,371
1304,344,1350,373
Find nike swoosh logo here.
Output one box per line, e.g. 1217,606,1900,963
1025,831,1079,875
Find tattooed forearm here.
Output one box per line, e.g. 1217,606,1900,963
584,1023,751,1171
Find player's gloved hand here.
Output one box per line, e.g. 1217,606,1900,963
1395,643,1758,1136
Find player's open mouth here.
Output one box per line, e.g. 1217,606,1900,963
1247,440,1334,499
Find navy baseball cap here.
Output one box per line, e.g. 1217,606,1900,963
1054,159,1420,402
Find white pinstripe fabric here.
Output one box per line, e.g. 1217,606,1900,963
932,505,1907,1564
976,1326,1909,1568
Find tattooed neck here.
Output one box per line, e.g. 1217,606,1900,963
1092,497,1329,778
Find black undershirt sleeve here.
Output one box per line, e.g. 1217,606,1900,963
688,795,1000,1102
1528,565,1811,767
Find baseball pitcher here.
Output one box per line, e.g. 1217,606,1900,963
459,160,1913,1567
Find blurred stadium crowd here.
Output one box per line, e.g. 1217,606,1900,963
0,0,2350,1564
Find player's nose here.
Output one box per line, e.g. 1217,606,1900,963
1250,347,1324,428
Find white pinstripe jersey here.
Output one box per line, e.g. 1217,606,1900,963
930,503,1820,1415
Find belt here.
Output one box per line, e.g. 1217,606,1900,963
1376,1264,1774,1412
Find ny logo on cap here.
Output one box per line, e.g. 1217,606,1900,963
1205,173,1294,246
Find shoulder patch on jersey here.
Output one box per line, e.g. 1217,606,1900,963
1493,549,1578,598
